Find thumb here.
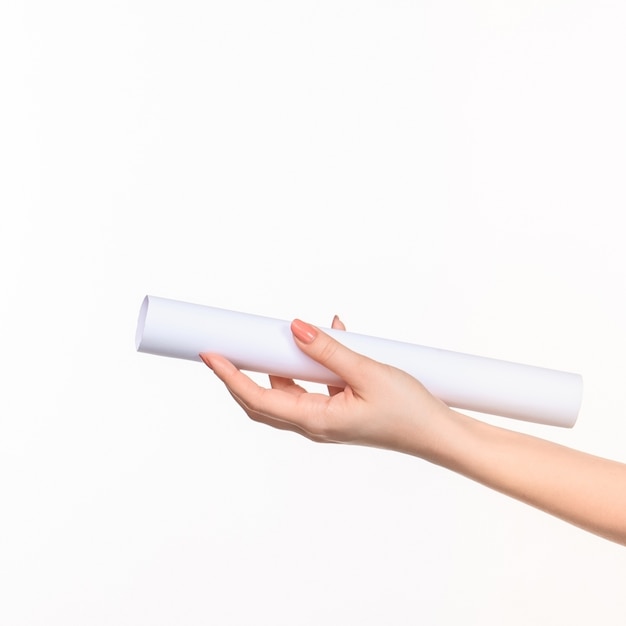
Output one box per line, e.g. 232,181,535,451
291,319,376,389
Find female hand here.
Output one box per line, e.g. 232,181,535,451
200,317,453,458
200,316,626,545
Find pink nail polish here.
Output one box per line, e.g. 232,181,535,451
199,354,214,370
291,319,318,344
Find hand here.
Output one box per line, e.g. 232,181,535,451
200,316,453,458
200,316,626,545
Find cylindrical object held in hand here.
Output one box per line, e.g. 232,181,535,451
135,295,583,427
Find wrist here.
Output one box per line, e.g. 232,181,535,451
392,402,472,465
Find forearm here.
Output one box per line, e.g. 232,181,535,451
418,408,626,545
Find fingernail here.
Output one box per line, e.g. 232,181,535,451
199,354,213,370
291,319,318,344
332,314,341,327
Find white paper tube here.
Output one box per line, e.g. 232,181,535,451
135,295,583,428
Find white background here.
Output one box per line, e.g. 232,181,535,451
2,1,626,624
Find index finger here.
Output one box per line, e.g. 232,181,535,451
201,353,333,430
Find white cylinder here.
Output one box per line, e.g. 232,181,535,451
135,295,583,428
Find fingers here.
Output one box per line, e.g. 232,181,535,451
200,314,377,442
331,314,346,332
269,375,307,396
290,319,375,391
200,354,256,407
200,352,332,432
222,382,327,441
226,386,325,440
328,315,346,397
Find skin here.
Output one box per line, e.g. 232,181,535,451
200,317,626,546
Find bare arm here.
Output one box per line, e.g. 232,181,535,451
431,410,626,545
201,318,626,546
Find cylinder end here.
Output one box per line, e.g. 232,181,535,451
135,295,150,351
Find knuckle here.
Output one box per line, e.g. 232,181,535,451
316,338,339,366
